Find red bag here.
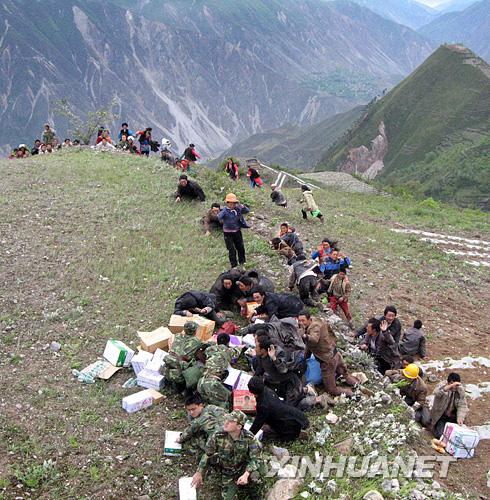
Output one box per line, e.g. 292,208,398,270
216,321,239,336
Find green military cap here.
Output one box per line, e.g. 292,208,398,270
225,410,247,426
183,321,199,335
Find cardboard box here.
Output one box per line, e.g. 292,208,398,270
168,315,215,340
441,423,480,458
246,302,260,315
179,477,197,500
192,316,215,340
152,348,169,364
137,368,165,391
131,351,153,376
233,390,256,413
103,340,135,367
145,359,164,375
223,367,243,390
146,388,164,405
138,327,173,353
168,314,197,334
235,372,253,391
81,360,121,380
165,430,182,456
122,390,154,413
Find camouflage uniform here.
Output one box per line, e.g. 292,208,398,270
197,344,242,409
197,410,264,500
179,404,227,452
163,322,209,385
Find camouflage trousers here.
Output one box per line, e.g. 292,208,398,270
186,433,208,453
197,376,231,410
219,470,263,500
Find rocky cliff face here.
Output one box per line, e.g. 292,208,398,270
0,0,435,156
339,121,388,178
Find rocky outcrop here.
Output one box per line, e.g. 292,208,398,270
339,121,388,179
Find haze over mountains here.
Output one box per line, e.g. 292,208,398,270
316,45,490,210
0,0,437,156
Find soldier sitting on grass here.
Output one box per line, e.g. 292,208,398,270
191,410,265,500
176,395,227,453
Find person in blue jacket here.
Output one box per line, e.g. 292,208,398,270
217,193,250,268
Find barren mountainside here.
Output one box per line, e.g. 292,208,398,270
0,0,435,156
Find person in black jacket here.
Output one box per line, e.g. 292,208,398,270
174,174,206,203
209,269,243,311
279,223,304,257
249,288,304,320
173,291,224,324
236,272,275,308
248,376,309,441
351,305,402,345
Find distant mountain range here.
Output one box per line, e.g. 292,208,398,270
216,106,364,170
418,0,490,62
0,0,436,156
315,45,490,209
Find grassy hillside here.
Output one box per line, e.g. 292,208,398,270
216,106,363,169
316,45,490,208
0,151,489,499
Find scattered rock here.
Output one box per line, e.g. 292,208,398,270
428,374,438,383
333,437,354,455
391,479,400,491
352,372,368,384
437,329,445,335
326,479,336,491
271,445,289,460
278,464,298,479
325,413,339,424
432,481,441,490
50,341,61,352
164,458,172,466
381,480,392,492
266,478,304,500
363,491,384,500
381,394,392,405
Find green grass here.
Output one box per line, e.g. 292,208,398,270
0,151,487,500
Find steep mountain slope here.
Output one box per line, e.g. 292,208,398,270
351,0,436,28
315,45,490,209
217,106,364,169
418,0,490,62
0,0,435,156
433,0,481,13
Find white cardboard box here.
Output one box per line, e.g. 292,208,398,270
223,367,243,390
137,368,165,391
165,430,182,456
122,390,154,413
152,348,169,364
103,339,135,367
145,359,164,375
235,372,253,391
179,477,197,500
131,351,153,375
441,422,480,458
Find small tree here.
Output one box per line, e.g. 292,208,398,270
51,98,120,145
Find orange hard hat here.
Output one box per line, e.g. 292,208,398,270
225,193,239,203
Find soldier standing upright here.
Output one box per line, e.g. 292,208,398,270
191,410,265,500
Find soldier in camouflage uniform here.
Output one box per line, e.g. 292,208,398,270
197,332,244,410
177,394,227,452
192,410,265,500
163,321,210,392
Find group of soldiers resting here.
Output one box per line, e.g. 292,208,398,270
162,232,469,499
